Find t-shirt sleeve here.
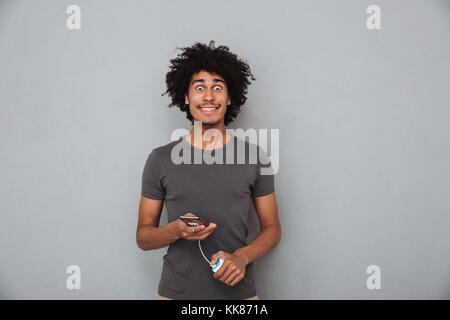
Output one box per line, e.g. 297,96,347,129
251,146,275,197
141,149,165,200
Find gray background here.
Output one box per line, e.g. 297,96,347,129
0,0,449,299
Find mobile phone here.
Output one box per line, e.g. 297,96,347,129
179,215,209,227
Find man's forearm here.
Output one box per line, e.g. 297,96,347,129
233,223,281,265
137,222,179,251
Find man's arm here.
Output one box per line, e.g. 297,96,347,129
136,196,217,251
211,192,281,286
136,196,178,250
234,191,281,264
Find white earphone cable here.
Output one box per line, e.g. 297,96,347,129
198,240,212,266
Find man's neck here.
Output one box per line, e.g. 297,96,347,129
187,122,230,150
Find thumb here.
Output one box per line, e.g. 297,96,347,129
210,251,225,266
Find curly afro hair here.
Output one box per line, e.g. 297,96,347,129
162,41,256,126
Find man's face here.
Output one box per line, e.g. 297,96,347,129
185,70,231,126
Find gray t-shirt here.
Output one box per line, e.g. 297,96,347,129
141,134,274,299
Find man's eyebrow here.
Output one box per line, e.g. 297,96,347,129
191,79,226,86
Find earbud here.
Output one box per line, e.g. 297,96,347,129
211,258,224,273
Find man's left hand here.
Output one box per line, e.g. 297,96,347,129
210,251,248,286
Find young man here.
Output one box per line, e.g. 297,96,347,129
136,41,281,300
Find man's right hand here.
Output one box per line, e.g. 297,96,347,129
172,212,217,241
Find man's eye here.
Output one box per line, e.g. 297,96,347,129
196,86,204,90
214,85,221,90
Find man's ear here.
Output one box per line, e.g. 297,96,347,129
185,93,189,105
227,95,231,106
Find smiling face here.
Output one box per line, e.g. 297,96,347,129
185,70,231,127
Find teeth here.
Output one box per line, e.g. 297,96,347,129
201,107,216,111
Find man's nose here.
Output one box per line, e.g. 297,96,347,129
203,88,216,101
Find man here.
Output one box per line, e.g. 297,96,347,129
136,41,281,300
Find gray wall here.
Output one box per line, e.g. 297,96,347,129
0,0,449,299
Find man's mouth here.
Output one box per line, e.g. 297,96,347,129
198,105,220,114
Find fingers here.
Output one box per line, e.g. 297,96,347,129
180,224,204,238
175,220,202,238
213,256,229,278
213,260,243,286
211,252,245,287
177,213,218,240
229,272,245,286
216,260,234,279
210,250,225,267
183,223,217,241
193,224,206,233
223,266,241,286
195,223,217,236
